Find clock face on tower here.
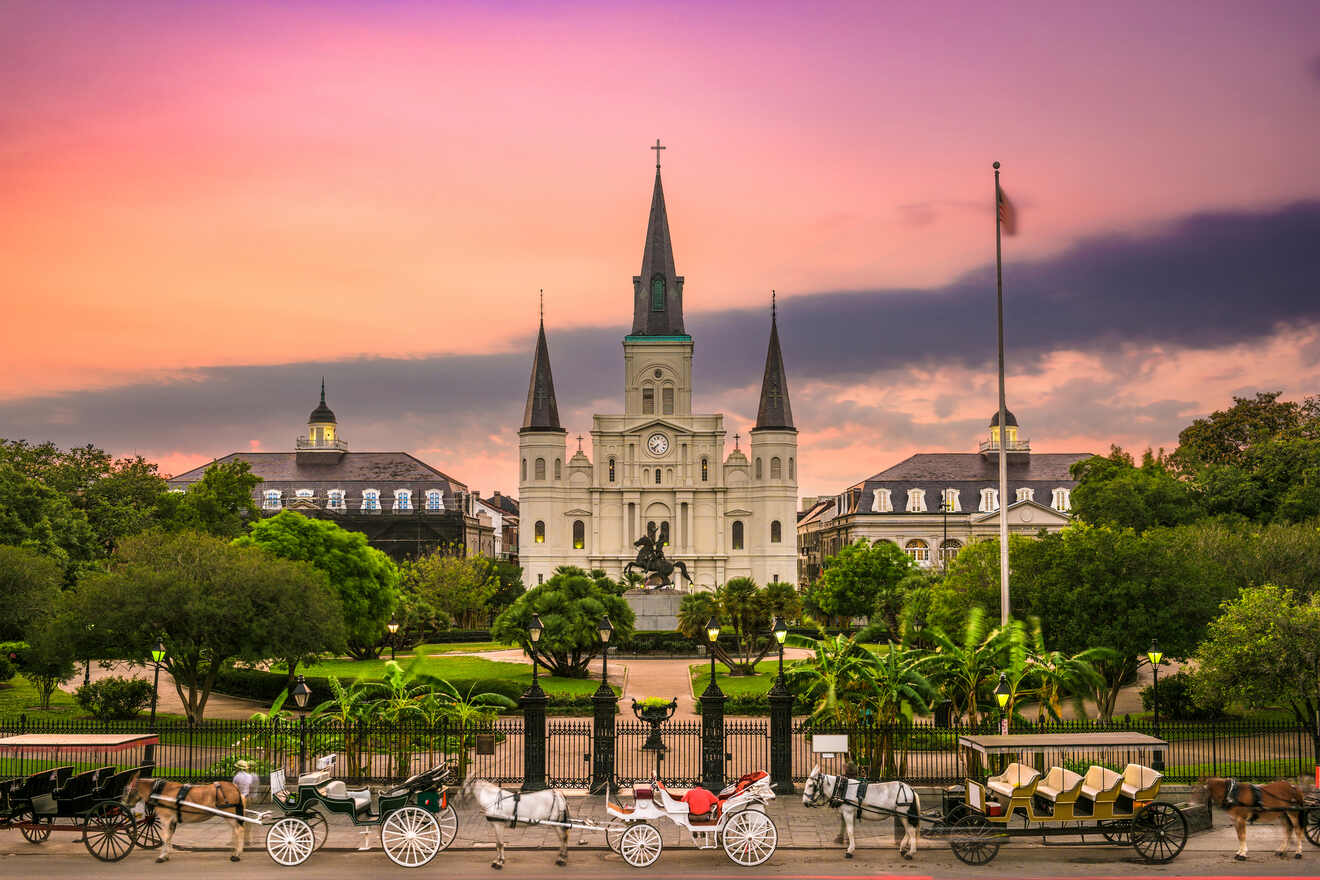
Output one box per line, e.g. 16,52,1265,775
646,432,670,456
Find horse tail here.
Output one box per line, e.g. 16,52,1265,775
907,788,921,829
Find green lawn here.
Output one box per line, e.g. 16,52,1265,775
688,660,798,698
299,654,605,697
0,678,78,717
414,641,513,654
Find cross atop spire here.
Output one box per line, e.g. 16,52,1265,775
651,138,665,169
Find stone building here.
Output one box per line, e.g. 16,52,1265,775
167,383,494,562
797,410,1091,584
517,152,798,590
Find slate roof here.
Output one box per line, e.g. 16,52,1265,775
631,165,685,335
521,319,564,432
846,452,1091,514
753,302,794,431
482,492,520,516
167,452,467,504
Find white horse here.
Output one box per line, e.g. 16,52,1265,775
802,766,921,860
463,777,571,870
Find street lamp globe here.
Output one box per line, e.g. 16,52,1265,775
151,641,166,664
291,674,312,711
705,616,721,645
1146,639,1163,667
387,619,400,636
529,614,545,645
598,616,614,645
772,617,788,645
994,673,1010,709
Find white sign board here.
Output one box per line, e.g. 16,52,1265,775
811,734,849,757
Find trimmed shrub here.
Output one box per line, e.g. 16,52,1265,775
1140,671,1223,720
0,655,14,684
74,676,154,721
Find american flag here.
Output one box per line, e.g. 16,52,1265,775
997,185,1017,235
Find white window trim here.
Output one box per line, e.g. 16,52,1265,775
1016,487,1034,503
979,487,999,513
426,489,444,511
904,539,931,565
362,489,381,511
394,489,412,510
871,488,893,513
906,488,927,513
942,488,961,512
263,489,282,510
295,489,314,500
1052,487,1071,511
327,489,346,510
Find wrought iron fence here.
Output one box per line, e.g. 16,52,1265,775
1,714,1313,786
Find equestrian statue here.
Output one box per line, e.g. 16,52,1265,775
623,521,691,589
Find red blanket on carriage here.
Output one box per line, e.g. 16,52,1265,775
681,787,719,817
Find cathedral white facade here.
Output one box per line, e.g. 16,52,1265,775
518,154,798,591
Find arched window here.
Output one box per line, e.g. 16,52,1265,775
426,490,443,511
655,468,662,485
789,457,795,479
521,458,527,481
263,489,282,510
941,488,961,512
770,520,782,543
770,457,782,479
651,275,666,311
554,458,562,480
295,488,314,501
662,386,674,415
904,539,930,564
701,457,709,481
572,520,585,550
535,458,546,480
939,539,962,566
755,458,764,479
534,520,545,543
871,488,893,512
731,520,745,550
642,385,655,414
608,457,616,482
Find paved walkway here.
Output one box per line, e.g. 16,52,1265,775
59,662,270,721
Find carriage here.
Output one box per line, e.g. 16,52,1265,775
939,732,1189,865
262,756,459,867
0,733,162,861
602,771,780,868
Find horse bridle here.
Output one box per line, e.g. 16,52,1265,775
804,771,845,808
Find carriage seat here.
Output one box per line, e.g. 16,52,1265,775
718,771,768,799
1034,767,1083,803
319,779,372,814
650,780,690,814
986,763,1040,799
1119,763,1162,800
1077,766,1123,804
269,769,292,806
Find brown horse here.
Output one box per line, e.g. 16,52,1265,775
123,778,247,863
1197,777,1305,861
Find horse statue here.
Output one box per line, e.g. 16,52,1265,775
122,777,247,863
463,777,572,870
623,522,691,589
1196,776,1306,861
801,765,921,860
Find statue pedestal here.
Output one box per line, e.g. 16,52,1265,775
623,588,684,632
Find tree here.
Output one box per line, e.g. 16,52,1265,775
0,464,98,577
923,607,1012,725
1069,447,1203,532
1191,585,1320,740
18,612,78,711
165,460,261,538
1173,391,1313,471
400,550,498,631
483,559,526,612
805,539,914,629
235,511,398,661
82,455,170,553
677,579,801,674
784,629,882,726
491,566,635,678
923,536,1031,634
0,545,63,641
70,530,344,721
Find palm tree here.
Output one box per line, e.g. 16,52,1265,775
311,675,374,775
422,680,518,782
923,606,1013,726
862,643,937,776
368,656,429,777
1022,617,1113,722
784,628,879,726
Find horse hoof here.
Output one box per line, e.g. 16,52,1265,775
1234,854,1247,862
902,852,913,861
844,852,853,859
1297,853,1304,860
230,856,240,862
555,859,566,867
491,863,502,870
156,856,168,863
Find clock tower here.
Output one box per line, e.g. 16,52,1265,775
518,147,798,592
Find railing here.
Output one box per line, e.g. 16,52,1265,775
295,437,349,451
1,715,1312,786
978,438,1031,453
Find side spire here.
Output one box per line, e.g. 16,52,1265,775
753,290,795,431
632,141,685,335
521,296,565,433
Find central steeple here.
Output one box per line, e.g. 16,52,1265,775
631,140,686,336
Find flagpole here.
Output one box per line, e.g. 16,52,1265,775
994,160,1010,627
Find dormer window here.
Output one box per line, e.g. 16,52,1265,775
263,489,282,510
941,488,961,512
295,489,314,502
327,489,345,510
651,275,666,311
979,487,999,512
906,488,927,512
1016,487,1034,503
426,489,443,511
1051,487,1071,511
362,489,380,511
394,489,412,511
871,488,893,513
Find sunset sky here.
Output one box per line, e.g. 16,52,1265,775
3,0,1319,498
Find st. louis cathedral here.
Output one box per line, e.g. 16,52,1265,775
517,150,798,590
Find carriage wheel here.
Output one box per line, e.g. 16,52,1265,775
1098,819,1130,845
14,808,51,844
381,806,442,867
133,811,164,849
604,819,631,853
305,812,329,851
948,813,1000,866
266,817,316,866
619,822,663,868
82,802,138,862
721,809,778,867
435,803,459,852
1305,809,1320,847
1131,802,1187,864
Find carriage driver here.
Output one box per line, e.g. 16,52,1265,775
232,760,258,800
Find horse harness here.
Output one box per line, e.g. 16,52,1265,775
149,779,241,822
819,774,913,821
486,789,522,828
1222,778,1273,819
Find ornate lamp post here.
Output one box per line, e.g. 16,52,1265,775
149,640,166,726
767,616,793,792
521,614,548,791
387,618,400,661
994,673,1010,736
291,675,312,776
591,616,617,793
701,616,726,791
83,623,95,687
1147,639,1165,770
